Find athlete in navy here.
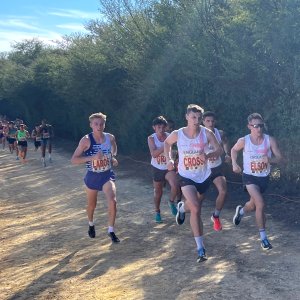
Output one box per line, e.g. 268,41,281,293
71,112,120,243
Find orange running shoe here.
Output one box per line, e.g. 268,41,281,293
211,215,222,231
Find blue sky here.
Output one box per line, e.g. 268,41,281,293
0,0,101,52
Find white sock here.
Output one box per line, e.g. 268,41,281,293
108,226,114,233
179,202,185,213
194,236,204,250
88,221,94,226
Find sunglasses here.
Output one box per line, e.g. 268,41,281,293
250,124,264,128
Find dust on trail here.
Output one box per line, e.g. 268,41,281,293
0,144,299,300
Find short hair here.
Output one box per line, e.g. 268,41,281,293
247,113,263,123
186,104,204,115
202,111,216,120
152,116,168,126
89,112,107,122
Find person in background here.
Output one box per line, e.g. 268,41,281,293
148,116,179,223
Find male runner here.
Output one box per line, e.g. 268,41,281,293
202,111,231,231
231,113,283,250
165,104,222,263
148,116,179,223
71,112,120,243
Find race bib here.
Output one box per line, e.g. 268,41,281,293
183,153,205,171
91,156,111,172
156,154,167,165
43,132,50,138
250,158,268,174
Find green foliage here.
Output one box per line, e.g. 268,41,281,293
0,0,299,186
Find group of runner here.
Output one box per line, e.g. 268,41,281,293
0,117,54,167
71,105,283,264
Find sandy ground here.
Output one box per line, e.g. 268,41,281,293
0,142,300,300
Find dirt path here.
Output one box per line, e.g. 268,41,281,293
0,143,299,300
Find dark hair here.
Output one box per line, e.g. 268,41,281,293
247,113,263,123
152,116,168,126
203,111,216,119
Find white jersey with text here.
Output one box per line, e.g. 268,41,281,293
177,126,211,183
150,132,169,170
206,128,222,169
243,134,271,177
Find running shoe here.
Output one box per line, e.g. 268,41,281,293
197,248,207,263
168,201,178,216
176,201,185,225
108,232,120,243
155,212,163,223
261,238,272,250
88,225,96,238
16,156,19,160
233,205,243,226
211,215,222,231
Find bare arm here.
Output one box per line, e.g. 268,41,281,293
71,135,103,165
220,130,230,155
147,135,164,158
206,128,223,159
269,136,283,164
231,137,245,173
164,131,178,170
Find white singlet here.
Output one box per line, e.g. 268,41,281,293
177,126,211,183
206,128,222,168
150,132,169,170
243,134,271,177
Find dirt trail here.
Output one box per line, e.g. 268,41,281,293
0,143,299,300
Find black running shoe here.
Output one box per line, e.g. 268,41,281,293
108,232,120,243
176,201,185,225
261,238,272,250
197,248,207,263
233,205,243,226
88,225,96,238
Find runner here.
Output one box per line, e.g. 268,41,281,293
71,112,120,243
0,121,7,150
148,116,179,223
16,124,30,162
231,113,283,250
6,121,18,156
166,118,182,204
31,125,42,151
164,104,222,263
40,119,54,167
202,111,231,231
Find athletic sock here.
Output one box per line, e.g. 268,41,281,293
179,202,185,213
108,226,114,233
213,209,221,217
88,221,94,226
194,236,204,250
240,207,245,216
259,229,267,240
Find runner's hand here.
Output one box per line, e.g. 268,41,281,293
167,159,175,171
112,157,118,167
232,162,242,174
94,151,103,160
